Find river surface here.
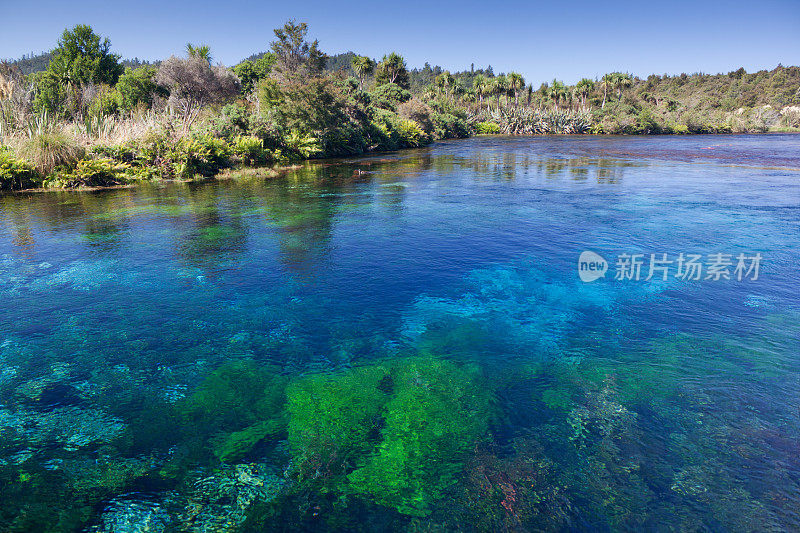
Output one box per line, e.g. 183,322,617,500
1,134,799,531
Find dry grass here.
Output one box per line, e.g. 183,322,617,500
63,109,183,146
11,130,85,175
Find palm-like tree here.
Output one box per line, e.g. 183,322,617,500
452,79,466,97
507,72,525,107
548,79,568,111
351,55,375,91
575,78,595,110
600,73,614,109
435,70,455,97
473,74,488,109
615,73,633,100
186,43,212,63
484,78,498,110
494,75,509,108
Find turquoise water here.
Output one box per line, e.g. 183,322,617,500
1,134,799,531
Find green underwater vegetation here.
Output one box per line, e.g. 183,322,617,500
2,299,800,531
346,358,493,516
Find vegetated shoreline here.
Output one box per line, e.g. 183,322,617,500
2,22,799,193
4,130,800,195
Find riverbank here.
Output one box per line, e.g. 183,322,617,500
4,131,800,193
4,132,800,195
2,23,798,193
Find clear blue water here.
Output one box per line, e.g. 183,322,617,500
1,134,799,531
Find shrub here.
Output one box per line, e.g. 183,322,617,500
173,135,232,178
365,118,397,152
233,135,270,166
781,107,800,128
0,149,40,190
474,121,500,134
369,83,411,111
282,129,321,159
204,103,249,140
431,112,469,139
666,122,689,134
18,131,84,175
127,130,180,179
635,108,661,134
317,122,369,156
116,66,157,112
397,99,433,133
156,56,240,130
248,114,284,149
47,157,130,188
393,118,428,148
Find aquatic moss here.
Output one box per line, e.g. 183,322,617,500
286,364,392,480
347,358,493,516
177,361,288,463
181,361,286,432
210,419,285,463
283,357,495,516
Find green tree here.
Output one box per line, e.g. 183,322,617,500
185,43,212,63
115,66,157,111
34,24,123,115
50,24,123,86
435,70,454,97
575,78,595,109
351,55,375,91
234,54,276,94
508,72,525,107
375,52,410,89
270,20,326,81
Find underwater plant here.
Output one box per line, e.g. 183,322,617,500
177,361,288,464
286,364,392,481
346,358,493,516
282,357,495,517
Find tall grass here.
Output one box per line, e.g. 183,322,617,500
62,109,181,146
15,130,84,175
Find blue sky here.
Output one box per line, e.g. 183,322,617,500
1,0,798,85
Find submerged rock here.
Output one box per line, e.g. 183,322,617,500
29,259,120,292
0,404,125,451
14,362,72,402
91,498,170,533
178,463,285,532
